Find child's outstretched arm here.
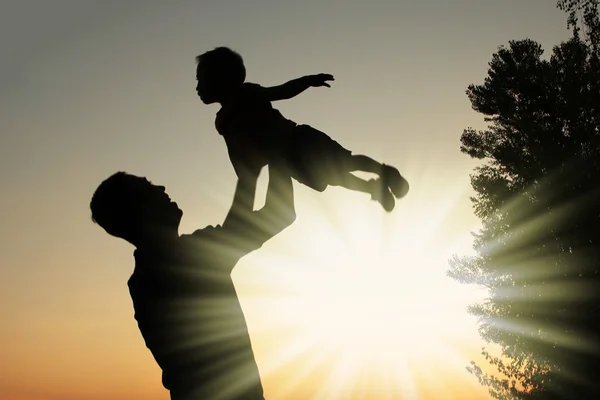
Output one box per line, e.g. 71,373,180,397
263,74,334,101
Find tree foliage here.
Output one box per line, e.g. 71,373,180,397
448,2,600,398
558,0,600,49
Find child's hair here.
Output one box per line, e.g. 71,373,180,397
195,47,246,87
90,172,140,244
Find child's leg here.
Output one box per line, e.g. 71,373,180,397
287,124,407,206
329,171,396,212
346,154,409,199
345,154,383,174
329,171,374,193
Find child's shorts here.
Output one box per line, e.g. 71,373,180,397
286,124,352,192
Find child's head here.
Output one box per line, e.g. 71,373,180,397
195,47,246,104
90,172,182,246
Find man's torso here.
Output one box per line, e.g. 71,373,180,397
128,227,264,399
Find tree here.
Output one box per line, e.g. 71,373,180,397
558,0,600,51
448,2,600,399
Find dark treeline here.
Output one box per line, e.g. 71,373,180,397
448,1,600,399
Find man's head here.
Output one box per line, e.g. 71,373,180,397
90,172,183,246
195,47,246,104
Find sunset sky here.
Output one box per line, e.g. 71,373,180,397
0,1,572,399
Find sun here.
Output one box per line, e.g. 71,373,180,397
232,186,487,399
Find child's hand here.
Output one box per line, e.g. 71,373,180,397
308,74,334,88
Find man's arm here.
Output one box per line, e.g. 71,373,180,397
222,170,260,226
253,161,296,235
262,74,334,101
221,160,296,250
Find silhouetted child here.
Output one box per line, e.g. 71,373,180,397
195,47,409,212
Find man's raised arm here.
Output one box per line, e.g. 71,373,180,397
222,161,296,249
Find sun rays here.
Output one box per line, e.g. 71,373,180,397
220,182,489,399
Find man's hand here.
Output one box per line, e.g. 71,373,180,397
307,73,334,88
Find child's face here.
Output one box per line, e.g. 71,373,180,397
195,62,219,104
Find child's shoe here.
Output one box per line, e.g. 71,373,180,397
381,164,409,199
370,179,395,212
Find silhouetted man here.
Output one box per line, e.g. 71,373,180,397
90,162,295,400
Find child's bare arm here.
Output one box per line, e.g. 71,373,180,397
262,74,334,101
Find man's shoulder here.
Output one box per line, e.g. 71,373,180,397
185,224,224,239
186,222,264,255
129,233,223,292
181,224,232,248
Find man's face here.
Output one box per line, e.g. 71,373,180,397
135,177,183,230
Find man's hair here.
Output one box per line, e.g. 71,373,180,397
90,172,140,243
195,46,246,87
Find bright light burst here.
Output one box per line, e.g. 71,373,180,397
230,184,488,400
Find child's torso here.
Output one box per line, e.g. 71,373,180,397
215,83,297,141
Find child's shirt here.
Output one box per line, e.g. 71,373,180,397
215,83,297,172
